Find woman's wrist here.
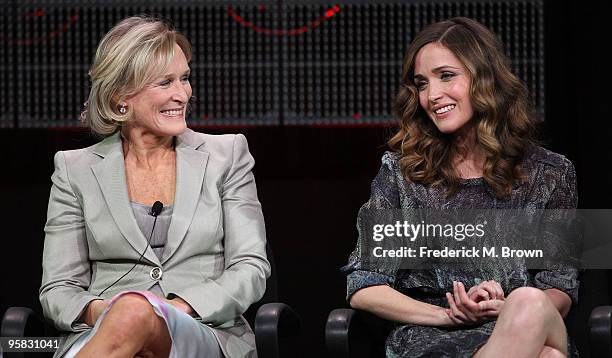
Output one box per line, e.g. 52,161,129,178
80,299,106,326
437,306,459,327
410,304,458,327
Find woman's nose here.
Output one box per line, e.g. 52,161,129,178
428,87,443,103
172,83,190,103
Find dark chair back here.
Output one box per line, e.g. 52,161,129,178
566,269,611,357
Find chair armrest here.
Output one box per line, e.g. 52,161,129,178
1,307,43,337
589,306,612,357
326,308,358,357
254,302,301,358
325,308,388,358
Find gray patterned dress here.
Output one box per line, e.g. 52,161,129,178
343,146,579,357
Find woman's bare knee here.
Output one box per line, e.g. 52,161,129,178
505,287,549,308
539,345,566,358
106,294,158,326
96,294,165,351
495,287,567,355
501,287,557,329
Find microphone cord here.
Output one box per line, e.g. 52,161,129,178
97,201,163,296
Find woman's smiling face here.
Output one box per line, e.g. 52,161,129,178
414,42,473,134
125,43,192,137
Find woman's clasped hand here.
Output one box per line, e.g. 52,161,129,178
444,281,505,326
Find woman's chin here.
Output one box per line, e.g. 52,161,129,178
435,124,461,135
155,119,188,136
432,118,472,135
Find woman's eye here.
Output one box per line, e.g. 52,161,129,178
415,81,427,91
159,79,171,87
441,72,455,80
181,75,191,82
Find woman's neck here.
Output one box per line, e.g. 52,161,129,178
120,127,174,169
452,124,485,179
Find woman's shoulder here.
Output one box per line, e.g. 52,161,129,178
181,128,238,142
523,145,575,174
179,128,248,154
381,150,402,170
377,150,407,183
55,142,107,167
522,146,577,207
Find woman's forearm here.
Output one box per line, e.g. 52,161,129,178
349,285,452,326
78,299,109,327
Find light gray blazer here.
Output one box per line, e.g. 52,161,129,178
39,128,271,357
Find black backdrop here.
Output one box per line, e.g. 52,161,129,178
1,0,610,356
0,0,547,128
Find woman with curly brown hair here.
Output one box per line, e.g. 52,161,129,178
343,17,577,357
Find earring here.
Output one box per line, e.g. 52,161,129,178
118,104,127,114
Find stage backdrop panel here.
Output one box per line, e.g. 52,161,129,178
0,3,16,128
0,0,543,128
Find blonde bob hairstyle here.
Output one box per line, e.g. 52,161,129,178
389,17,537,199
81,16,192,136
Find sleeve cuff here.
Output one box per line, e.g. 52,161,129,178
347,269,393,301
533,268,579,304
67,295,103,332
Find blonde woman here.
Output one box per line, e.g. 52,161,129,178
40,16,270,357
344,18,578,357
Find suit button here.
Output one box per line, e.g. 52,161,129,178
150,267,163,280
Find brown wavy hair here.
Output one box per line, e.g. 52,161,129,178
389,17,537,199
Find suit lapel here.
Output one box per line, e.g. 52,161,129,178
91,133,161,265
163,130,208,263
